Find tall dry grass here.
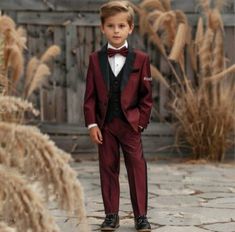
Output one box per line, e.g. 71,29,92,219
137,0,235,161
23,45,61,99
0,122,89,230
0,15,25,94
0,165,60,232
0,15,61,97
0,14,89,231
0,96,39,123
0,223,16,232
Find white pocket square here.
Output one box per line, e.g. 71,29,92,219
144,76,152,81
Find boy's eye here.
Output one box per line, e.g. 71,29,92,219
107,24,113,28
119,24,126,28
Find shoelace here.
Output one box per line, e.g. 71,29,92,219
105,214,115,222
136,216,147,224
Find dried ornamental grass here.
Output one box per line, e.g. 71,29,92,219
137,0,235,160
139,0,165,12
212,29,224,75
0,96,39,123
172,79,235,161
40,45,61,64
169,23,188,62
199,28,214,77
0,223,16,232
0,15,26,91
0,122,88,230
0,166,60,232
23,45,61,98
24,63,51,98
195,17,204,51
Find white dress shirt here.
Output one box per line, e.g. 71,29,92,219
88,41,128,129
107,41,128,77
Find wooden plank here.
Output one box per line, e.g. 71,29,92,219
17,12,102,26
53,26,66,85
2,10,17,21
84,27,93,73
94,26,102,51
0,0,139,11
0,0,52,10
50,135,97,154
77,27,86,80
55,86,67,123
224,27,235,66
42,89,55,121
16,12,235,27
1,0,234,13
38,122,174,136
65,24,79,123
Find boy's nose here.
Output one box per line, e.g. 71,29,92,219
114,27,119,33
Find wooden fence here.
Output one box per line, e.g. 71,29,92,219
1,0,235,156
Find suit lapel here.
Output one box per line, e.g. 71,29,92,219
121,46,136,91
98,44,110,91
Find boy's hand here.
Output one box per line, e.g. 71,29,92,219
89,126,103,144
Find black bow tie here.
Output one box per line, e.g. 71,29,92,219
107,47,128,57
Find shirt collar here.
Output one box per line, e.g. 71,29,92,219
107,41,128,50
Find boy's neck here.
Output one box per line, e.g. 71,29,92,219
108,40,128,50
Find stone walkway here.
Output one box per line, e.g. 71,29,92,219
51,159,235,232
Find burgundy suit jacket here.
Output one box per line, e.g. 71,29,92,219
83,44,153,132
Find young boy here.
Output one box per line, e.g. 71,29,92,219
83,1,152,231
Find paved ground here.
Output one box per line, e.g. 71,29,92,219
51,159,235,232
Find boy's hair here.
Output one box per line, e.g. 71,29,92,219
100,1,134,26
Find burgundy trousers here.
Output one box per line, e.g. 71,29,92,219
98,117,148,217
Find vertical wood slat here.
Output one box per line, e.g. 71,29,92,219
41,25,56,121
27,24,41,111
77,26,86,79
54,26,67,122
65,24,79,124
224,27,235,66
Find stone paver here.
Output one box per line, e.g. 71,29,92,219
50,160,235,232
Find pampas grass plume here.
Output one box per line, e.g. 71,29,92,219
0,96,39,123
0,15,15,34
7,44,24,87
140,0,165,12
212,29,224,75
169,23,188,62
40,45,61,64
23,57,40,97
0,165,60,232
199,27,214,77
0,223,16,232
25,63,51,98
0,122,88,230
160,0,171,11
195,17,204,48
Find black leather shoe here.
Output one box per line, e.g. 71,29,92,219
135,215,151,231
100,214,119,231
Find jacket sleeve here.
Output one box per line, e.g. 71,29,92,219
83,55,97,127
138,55,153,128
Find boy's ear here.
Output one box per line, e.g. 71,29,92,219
129,23,134,34
100,24,105,33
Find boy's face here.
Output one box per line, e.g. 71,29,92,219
101,12,134,48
